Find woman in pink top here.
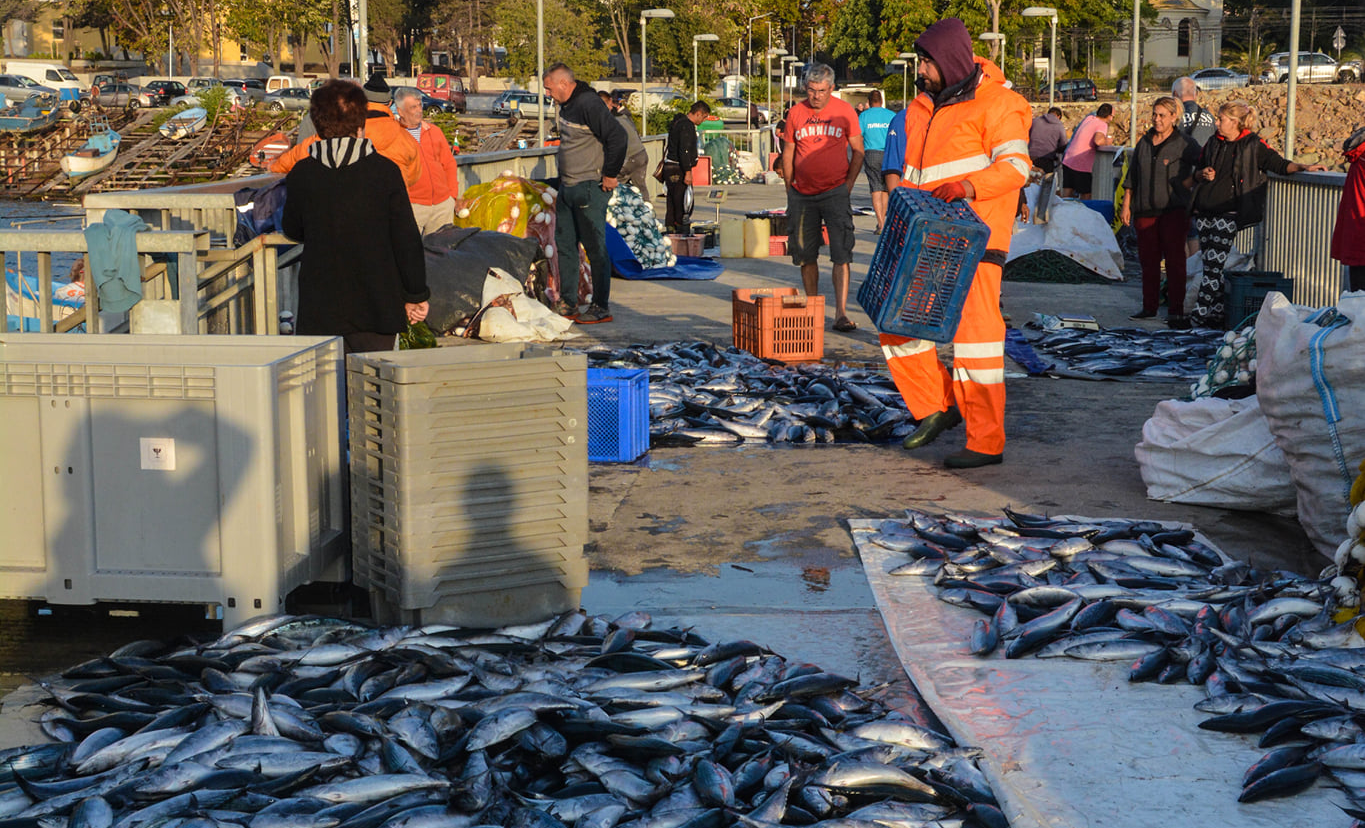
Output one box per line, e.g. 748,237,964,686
1060,103,1113,198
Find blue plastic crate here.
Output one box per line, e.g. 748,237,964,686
1225,270,1292,329
858,187,990,342
587,368,649,463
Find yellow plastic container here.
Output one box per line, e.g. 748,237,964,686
719,219,746,258
743,217,770,258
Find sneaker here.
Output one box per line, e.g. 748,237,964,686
1129,309,1157,320
575,304,613,324
1166,314,1192,330
552,299,578,318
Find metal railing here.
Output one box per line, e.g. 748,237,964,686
1257,171,1348,308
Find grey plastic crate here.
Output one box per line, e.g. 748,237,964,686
0,334,347,627
346,343,588,625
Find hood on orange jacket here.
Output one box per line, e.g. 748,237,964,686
269,106,421,188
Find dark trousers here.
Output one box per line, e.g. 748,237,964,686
1134,210,1189,315
343,332,398,354
1191,213,1239,327
555,180,611,309
664,163,690,234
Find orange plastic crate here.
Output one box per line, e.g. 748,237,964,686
732,288,825,363
769,235,788,256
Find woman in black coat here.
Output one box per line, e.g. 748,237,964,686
1188,101,1323,328
1120,97,1200,329
282,80,429,353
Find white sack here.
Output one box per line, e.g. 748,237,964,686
475,268,579,343
1255,291,1365,560
1135,395,1295,514
733,151,763,181
1007,201,1124,281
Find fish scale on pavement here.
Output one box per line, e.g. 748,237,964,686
0,611,1007,828
865,505,1365,816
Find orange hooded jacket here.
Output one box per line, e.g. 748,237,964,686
271,102,421,188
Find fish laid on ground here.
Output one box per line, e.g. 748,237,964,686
0,610,1003,828
1024,325,1220,382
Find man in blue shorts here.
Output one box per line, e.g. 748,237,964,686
858,89,895,233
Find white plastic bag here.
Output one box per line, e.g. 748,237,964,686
474,268,578,343
1135,395,1295,514
1256,292,1365,560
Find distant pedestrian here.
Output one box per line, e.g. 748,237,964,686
1172,77,1216,150
1331,126,1365,292
393,86,460,236
1121,97,1200,329
281,80,428,354
1059,103,1112,199
542,63,626,325
858,89,895,233
600,91,650,197
1188,101,1325,328
780,62,863,333
880,18,1030,469
1028,106,1067,222
663,101,709,235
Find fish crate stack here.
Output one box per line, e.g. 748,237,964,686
346,343,589,627
587,367,649,463
858,187,990,342
732,287,825,363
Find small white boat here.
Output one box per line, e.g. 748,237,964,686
60,120,121,178
159,106,207,140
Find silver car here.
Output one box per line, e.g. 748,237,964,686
92,83,141,108
1260,52,1351,84
0,73,56,104
1190,67,1249,91
223,78,266,103
264,87,312,112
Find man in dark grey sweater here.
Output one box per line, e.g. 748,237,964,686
544,63,626,324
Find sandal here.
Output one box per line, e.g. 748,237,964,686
833,317,858,332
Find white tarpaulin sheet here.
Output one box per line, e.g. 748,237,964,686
850,518,1342,828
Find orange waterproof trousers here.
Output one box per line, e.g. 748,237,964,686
879,260,1005,455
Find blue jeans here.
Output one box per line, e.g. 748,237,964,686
555,180,611,309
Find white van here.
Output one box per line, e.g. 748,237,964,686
3,60,88,110
265,75,303,94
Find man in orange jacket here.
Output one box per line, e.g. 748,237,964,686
271,76,421,189
879,18,1031,469
394,86,459,235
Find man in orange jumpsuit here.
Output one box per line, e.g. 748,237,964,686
879,18,1031,469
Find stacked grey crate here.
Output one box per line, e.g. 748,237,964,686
346,342,588,626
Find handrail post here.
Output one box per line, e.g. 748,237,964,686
178,247,198,334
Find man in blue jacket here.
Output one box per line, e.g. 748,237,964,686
544,63,627,324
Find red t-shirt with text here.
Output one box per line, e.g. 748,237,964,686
782,97,861,195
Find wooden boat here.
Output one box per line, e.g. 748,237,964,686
60,120,121,178
249,130,291,168
0,94,62,134
159,106,207,140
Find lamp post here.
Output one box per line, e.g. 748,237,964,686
639,8,675,137
746,11,771,130
781,54,799,111
693,33,718,101
979,32,1005,77
1022,6,1057,109
890,59,907,109
536,0,545,145
767,47,786,126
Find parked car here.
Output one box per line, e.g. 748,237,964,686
1260,51,1357,84
92,83,141,108
170,84,249,109
502,89,554,118
0,73,56,104
713,96,771,124
1053,78,1097,102
415,73,466,112
491,90,515,116
223,78,266,103
90,72,129,94
1190,67,1250,90
186,77,223,92
264,87,312,112
138,80,187,107
624,86,686,113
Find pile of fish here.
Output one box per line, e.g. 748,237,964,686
581,342,917,445
1024,325,1221,381
871,506,1365,813
607,185,676,269
0,611,1010,828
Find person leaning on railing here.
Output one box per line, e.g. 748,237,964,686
1331,125,1365,293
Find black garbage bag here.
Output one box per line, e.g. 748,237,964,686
423,226,545,335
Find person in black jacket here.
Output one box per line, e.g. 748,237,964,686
543,63,626,325
1188,101,1324,328
1120,97,1200,329
663,101,710,235
281,80,428,353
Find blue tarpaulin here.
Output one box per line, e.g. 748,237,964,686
606,224,722,281
1005,327,1053,375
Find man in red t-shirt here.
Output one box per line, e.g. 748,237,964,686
780,63,864,332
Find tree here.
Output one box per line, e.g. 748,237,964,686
641,8,740,94
601,0,646,79
493,0,610,83
431,0,496,89
826,0,881,71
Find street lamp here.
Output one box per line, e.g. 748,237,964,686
1022,7,1058,109
746,11,772,130
693,33,718,101
979,32,1006,77
781,54,799,111
639,8,675,136
767,47,786,126
890,59,907,110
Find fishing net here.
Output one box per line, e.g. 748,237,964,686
455,174,565,300
607,183,675,268
1003,249,1112,284
1189,316,1256,399
702,134,746,185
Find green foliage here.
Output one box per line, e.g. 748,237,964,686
636,9,739,97
193,86,233,121
646,96,689,136
827,0,881,71
494,0,610,83
411,41,429,72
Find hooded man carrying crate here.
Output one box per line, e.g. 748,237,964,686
878,18,1031,469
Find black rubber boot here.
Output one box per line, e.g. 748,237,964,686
902,408,963,450
944,449,1004,469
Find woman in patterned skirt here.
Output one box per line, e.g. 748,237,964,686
1187,101,1323,328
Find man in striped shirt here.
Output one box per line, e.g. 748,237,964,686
394,86,460,236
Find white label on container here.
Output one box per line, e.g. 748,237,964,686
140,437,177,471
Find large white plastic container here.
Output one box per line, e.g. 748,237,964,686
0,334,347,626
